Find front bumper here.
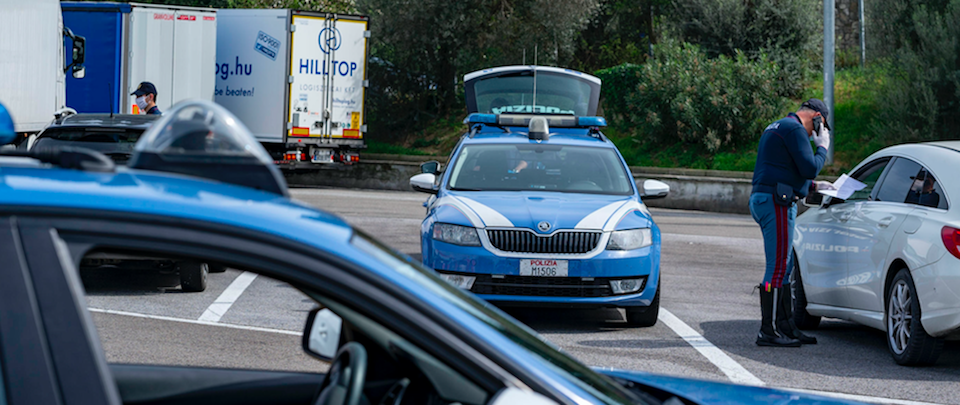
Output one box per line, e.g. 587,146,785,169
424,239,660,308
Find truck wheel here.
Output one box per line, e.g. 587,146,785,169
626,285,660,327
178,261,208,292
208,263,228,273
792,259,821,329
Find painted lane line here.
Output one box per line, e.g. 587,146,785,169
89,307,300,336
783,387,945,405
657,308,765,386
198,271,258,322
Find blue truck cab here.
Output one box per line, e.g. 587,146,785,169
411,66,671,326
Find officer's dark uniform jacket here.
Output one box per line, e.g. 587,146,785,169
751,113,827,199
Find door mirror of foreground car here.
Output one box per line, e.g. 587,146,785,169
420,160,440,174
639,179,670,199
411,173,439,194
489,387,558,405
302,307,343,362
803,192,824,208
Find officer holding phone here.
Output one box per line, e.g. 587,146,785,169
749,98,831,347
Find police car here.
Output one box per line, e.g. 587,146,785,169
0,100,860,404
411,66,669,326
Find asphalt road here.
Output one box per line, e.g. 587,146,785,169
85,187,960,404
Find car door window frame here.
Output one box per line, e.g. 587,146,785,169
825,157,892,207
0,217,62,405
16,217,123,405
21,210,516,399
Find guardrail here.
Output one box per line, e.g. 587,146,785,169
285,153,836,215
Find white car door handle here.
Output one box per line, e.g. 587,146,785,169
878,217,894,228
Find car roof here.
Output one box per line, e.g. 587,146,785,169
48,114,159,130
461,126,616,149
0,165,354,247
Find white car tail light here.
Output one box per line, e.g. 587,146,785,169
941,226,960,259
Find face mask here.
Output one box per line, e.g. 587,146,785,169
136,96,148,111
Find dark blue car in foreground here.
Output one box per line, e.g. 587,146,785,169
0,100,860,404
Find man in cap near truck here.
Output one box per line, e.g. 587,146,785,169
749,98,832,347
131,82,161,115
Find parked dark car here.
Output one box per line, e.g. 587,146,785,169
29,113,158,164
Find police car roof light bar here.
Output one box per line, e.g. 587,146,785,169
463,113,607,128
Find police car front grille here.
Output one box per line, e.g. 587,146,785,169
470,274,615,297
486,229,601,254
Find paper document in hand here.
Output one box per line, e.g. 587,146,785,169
819,174,867,200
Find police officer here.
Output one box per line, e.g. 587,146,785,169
131,82,161,115
750,98,831,347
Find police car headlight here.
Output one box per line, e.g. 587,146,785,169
438,272,476,289
433,223,481,246
606,228,652,250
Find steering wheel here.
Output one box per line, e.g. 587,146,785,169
314,342,368,405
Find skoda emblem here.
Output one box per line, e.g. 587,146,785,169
537,221,551,232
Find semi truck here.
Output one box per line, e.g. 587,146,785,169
0,0,86,138
216,9,369,168
60,2,217,114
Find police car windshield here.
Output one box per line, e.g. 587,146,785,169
448,144,633,195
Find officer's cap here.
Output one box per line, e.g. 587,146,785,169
801,98,831,130
131,82,158,97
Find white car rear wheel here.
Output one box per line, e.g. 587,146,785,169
886,268,943,366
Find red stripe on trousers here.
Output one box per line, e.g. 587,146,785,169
773,204,787,287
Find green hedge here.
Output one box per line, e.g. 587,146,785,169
597,40,789,153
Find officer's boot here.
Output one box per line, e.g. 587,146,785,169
757,287,801,347
776,286,817,344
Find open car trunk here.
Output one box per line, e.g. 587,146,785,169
463,66,601,116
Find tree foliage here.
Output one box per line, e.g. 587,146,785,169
868,0,960,142
598,40,788,153
357,0,600,140
664,0,820,97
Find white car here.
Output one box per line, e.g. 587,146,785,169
793,141,960,365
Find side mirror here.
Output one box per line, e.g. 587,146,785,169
803,192,824,208
63,27,86,76
420,160,440,174
410,173,438,194
639,179,669,199
302,307,343,362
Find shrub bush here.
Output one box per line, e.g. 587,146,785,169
869,0,960,143
665,0,820,98
602,40,789,153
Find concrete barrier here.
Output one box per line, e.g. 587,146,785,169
285,153,834,215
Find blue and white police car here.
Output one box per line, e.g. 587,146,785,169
411,66,671,326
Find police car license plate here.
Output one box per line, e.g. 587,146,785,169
520,259,568,277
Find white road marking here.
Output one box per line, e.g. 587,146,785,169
198,271,258,322
657,308,765,386
88,308,300,336
783,387,945,405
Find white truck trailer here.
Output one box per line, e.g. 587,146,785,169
216,9,369,168
61,2,217,115
0,0,86,136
